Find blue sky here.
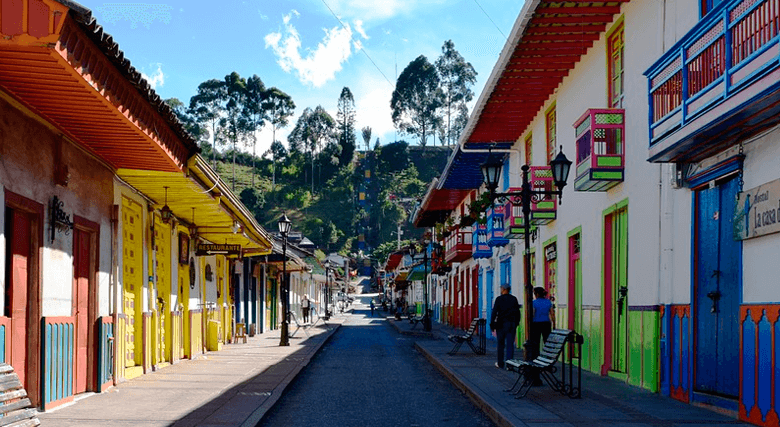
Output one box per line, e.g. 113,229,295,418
77,0,523,155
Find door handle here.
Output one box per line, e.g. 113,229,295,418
707,290,721,313
711,270,721,278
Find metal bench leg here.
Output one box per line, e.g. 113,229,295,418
447,340,463,355
466,339,479,354
514,373,535,399
504,370,526,393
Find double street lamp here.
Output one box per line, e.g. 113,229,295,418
480,146,571,360
278,212,292,347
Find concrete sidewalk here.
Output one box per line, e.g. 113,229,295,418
38,319,342,427
404,319,751,427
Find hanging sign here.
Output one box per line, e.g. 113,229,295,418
195,243,241,256
545,242,557,261
735,178,780,240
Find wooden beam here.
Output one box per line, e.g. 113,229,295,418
535,6,621,14
532,16,615,24
526,24,606,34
523,33,601,42
512,55,581,64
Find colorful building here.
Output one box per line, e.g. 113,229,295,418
0,0,275,410
414,0,780,425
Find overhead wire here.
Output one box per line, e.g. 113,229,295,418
472,0,507,40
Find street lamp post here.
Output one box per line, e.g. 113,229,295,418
480,146,572,361
278,213,292,347
423,237,431,332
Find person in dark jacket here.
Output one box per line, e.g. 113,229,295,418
490,284,521,369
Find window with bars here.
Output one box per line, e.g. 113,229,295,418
546,106,556,162
524,133,532,166
700,0,725,17
608,22,624,108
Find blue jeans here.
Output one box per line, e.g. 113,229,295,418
496,321,517,368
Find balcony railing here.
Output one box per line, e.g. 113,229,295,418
445,227,473,263
530,167,557,224
472,223,492,258
486,204,509,247
646,0,780,161
573,109,625,191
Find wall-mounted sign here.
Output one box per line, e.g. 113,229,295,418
545,242,557,261
735,178,780,240
195,243,241,256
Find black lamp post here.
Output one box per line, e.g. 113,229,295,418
480,145,571,360
422,237,432,332
323,261,334,319
278,212,292,347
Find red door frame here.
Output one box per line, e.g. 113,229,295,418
472,266,478,320
73,216,99,393
4,190,43,406
568,233,580,332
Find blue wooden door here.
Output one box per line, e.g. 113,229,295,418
695,176,741,397
478,269,484,318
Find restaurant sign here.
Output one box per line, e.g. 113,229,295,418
735,178,780,240
195,243,242,256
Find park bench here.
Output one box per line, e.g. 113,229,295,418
505,328,583,398
0,363,40,427
447,318,486,355
409,312,425,329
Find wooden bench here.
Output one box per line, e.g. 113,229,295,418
0,363,40,427
409,312,425,329
505,329,582,398
447,318,486,355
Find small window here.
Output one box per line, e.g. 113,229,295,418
502,158,510,191
546,106,557,163
607,22,624,108
524,133,533,166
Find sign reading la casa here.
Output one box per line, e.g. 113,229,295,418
195,243,242,256
735,178,780,240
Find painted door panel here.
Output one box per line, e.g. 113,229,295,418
695,176,740,397
9,209,30,388
155,217,170,363
74,228,90,393
486,269,494,328
122,197,143,367
605,207,628,373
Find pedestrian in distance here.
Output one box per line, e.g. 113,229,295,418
490,283,520,369
301,294,311,323
370,299,375,317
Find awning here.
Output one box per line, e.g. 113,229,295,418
117,155,272,254
407,262,431,282
0,1,197,172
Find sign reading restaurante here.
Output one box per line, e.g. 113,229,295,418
195,243,242,256
735,178,780,240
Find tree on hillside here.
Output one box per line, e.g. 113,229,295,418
435,40,477,146
220,72,249,191
336,87,357,167
361,127,372,152
377,140,409,175
165,97,207,143
263,87,295,190
190,79,227,167
391,55,443,147
243,75,267,188
288,106,335,194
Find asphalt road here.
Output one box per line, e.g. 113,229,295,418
258,297,495,427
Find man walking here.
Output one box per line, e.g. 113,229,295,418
301,295,310,323
490,284,520,369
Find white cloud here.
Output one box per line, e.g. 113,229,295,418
354,20,369,39
265,12,354,88
353,74,396,147
141,63,164,89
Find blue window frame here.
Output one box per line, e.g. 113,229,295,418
700,0,724,17
503,158,510,191
500,258,512,293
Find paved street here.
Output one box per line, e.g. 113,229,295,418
259,297,495,427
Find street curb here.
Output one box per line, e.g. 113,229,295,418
239,324,341,427
415,342,515,427
388,318,435,338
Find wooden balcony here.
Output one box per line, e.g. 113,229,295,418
573,109,625,191
445,227,473,263
472,224,492,259
486,204,509,247
530,167,557,225
645,0,780,163
503,202,538,239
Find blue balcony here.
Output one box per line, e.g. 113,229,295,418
472,224,492,259
486,204,509,247
645,0,780,163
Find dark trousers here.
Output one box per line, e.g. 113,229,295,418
302,307,310,322
530,321,552,359
496,321,517,368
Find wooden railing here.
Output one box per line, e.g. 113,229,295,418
646,0,780,145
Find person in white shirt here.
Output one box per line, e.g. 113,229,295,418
301,295,311,323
